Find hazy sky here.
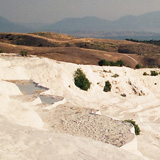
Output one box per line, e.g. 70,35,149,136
0,0,160,24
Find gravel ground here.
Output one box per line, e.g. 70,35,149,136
42,104,134,147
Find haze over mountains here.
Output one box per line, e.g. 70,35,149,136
0,16,31,33
44,11,160,33
1,11,160,39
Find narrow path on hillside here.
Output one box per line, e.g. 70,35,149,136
123,54,138,64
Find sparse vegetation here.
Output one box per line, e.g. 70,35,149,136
143,71,159,76
150,70,158,76
125,119,141,135
0,32,160,68
98,59,125,67
121,93,126,97
143,72,149,76
31,32,75,40
65,42,71,47
75,42,111,52
118,46,132,53
143,56,159,67
98,59,110,66
112,74,119,78
20,50,28,57
74,68,91,91
0,49,4,53
135,63,143,69
116,60,125,66
118,43,160,67
103,81,112,92
0,33,65,47
126,39,160,47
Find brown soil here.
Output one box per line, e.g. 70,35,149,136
0,32,159,68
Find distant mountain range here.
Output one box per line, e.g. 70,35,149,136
44,11,160,33
0,16,31,33
1,11,160,39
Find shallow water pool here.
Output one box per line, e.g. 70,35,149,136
13,80,64,104
15,81,48,95
39,95,64,104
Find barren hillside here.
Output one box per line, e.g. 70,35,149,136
0,32,159,67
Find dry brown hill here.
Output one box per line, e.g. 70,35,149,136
0,32,159,68
30,32,75,41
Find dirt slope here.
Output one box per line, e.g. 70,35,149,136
0,32,159,67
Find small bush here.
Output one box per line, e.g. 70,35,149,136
116,60,125,67
38,44,43,47
0,49,4,53
74,68,91,91
112,74,119,78
98,59,110,66
125,119,141,135
151,70,158,76
135,63,142,69
103,80,112,92
98,59,125,67
121,93,126,97
20,50,28,57
108,61,114,66
143,72,149,76
65,42,71,47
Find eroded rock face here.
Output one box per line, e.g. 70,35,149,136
44,105,134,147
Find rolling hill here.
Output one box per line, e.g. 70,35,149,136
0,32,160,68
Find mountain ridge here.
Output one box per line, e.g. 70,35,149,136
0,16,32,33
43,11,160,33
1,11,160,37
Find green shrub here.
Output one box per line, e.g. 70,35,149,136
150,70,158,76
135,63,143,69
20,50,28,57
103,81,112,92
74,68,91,91
125,119,141,135
0,49,4,53
65,42,71,47
112,74,119,78
116,60,125,66
98,59,125,67
143,72,149,76
98,59,110,66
